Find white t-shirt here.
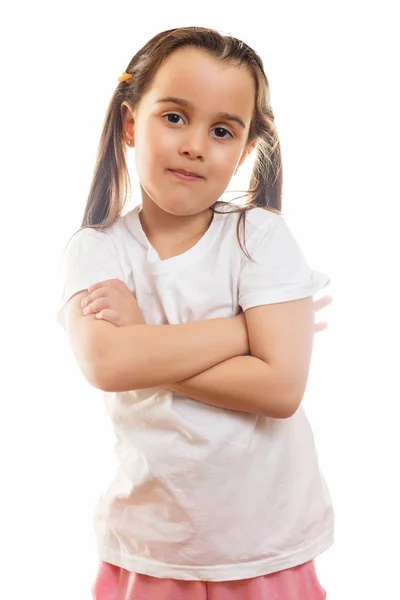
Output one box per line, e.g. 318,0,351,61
57,203,334,581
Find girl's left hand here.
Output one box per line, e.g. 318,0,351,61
314,294,333,332
314,277,333,333
81,279,145,327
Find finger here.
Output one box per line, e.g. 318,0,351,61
314,295,333,312
87,281,108,294
82,297,110,316
82,289,106,309
315,322,328,333
88,279,124,293
95,309,121,326
324,277,331,287
82,284,120,309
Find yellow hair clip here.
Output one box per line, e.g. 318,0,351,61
118,71,133,83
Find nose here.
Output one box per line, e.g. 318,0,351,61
179,126,207,161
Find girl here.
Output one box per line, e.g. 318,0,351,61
58,26,333,600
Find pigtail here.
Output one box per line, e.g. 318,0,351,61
228,106,283,260
81,88,131,229
248,114,282,213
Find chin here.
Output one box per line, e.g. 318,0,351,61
159,199,210,218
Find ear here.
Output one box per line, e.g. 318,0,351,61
238,140,257,167
120,102,135,147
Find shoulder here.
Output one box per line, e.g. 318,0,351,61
66,225,112,245
243,206,282,228
65,208,136,257
63,226,120,265
242,206,283,241
215,203,285,253
60,224,126,287
216,202,282,230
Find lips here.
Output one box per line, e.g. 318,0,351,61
169,169,203,179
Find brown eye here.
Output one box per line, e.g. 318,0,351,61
213,127,232,139
164,113,184,124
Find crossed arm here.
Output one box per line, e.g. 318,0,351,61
166,298,314,418
73,293,316,418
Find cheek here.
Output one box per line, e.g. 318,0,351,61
210,145,238,180
142,124,176,167
135,129,164,176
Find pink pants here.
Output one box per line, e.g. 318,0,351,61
92,559,327,599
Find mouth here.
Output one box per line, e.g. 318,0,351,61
168,169,204,182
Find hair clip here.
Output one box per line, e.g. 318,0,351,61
118,72,133,83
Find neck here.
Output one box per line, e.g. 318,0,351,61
139,196,214,248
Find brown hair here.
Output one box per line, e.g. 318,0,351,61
81,26,283,257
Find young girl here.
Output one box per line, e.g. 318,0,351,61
58,26,333,600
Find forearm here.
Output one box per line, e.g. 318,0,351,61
97,316,249,392
169,355,296,418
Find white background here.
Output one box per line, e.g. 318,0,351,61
1,1,399,599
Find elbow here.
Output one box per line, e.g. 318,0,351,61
280,383,307,418
71,319,136,392
79,356,110,391
72,343,110,391
278,372,308,418
89,357,141,393
78,340,117,392
259,396,301,419
280,395,302,419
88,357,120,392
259,371,305,419
278,378,306,418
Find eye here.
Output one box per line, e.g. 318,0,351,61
163,113,185,125
212,127,233,139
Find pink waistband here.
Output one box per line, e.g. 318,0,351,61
92,559,326,599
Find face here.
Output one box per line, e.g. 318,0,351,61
122,47,256,217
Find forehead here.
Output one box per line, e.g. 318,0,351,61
144,47,256,120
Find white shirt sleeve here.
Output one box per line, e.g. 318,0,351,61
239,214,329,311
56,227,125,329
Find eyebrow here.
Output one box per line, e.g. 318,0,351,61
156,96,246,129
